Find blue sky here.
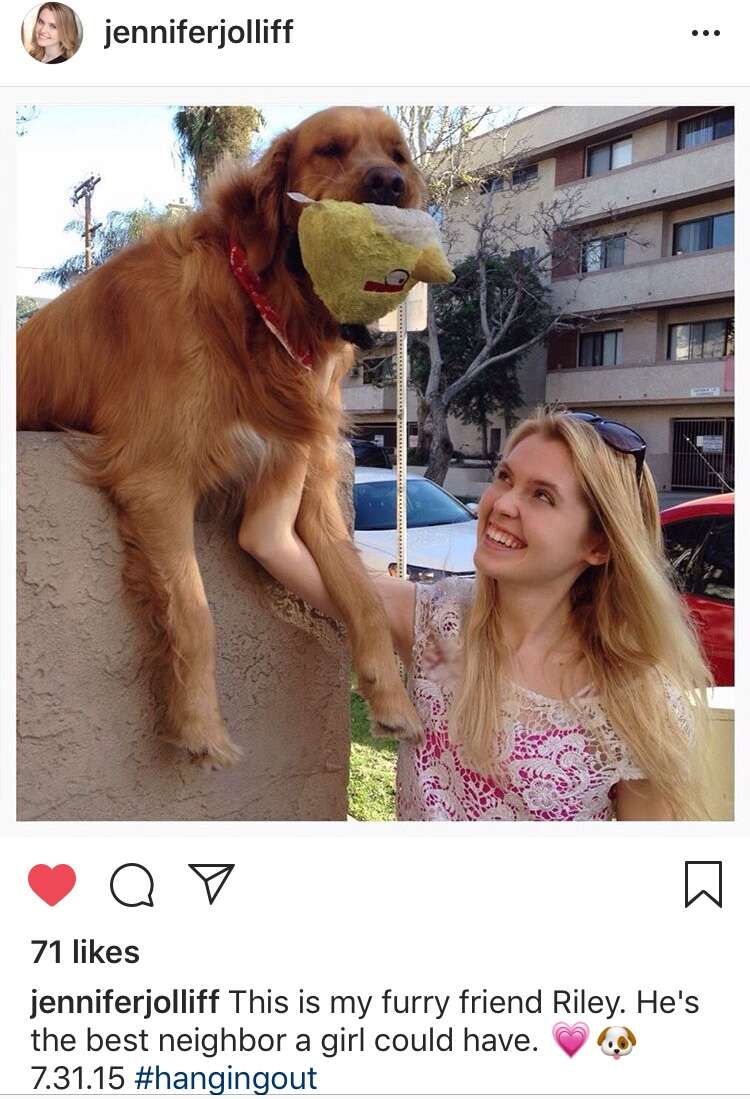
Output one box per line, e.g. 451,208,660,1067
17,104,536,299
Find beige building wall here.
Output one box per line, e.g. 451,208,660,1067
582,402,734,490
464,106,664,175
445,154,556,265
631,120,668,160
346,107,733,478
574,299,733,368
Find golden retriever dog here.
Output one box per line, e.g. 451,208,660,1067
18,106,425,766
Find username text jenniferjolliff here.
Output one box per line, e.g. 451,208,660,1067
104,17,295,49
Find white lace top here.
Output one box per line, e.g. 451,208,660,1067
398,577,665,821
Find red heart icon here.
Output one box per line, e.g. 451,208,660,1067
28,864,76,906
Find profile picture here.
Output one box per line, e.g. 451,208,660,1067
21,3,82,64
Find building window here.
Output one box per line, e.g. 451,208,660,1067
673,212,734,254
579,330,623,367
510,246,536,265
581,233,626,273
480,163,538,193
586,137,632,176
668,318,734,361
677,108,734,149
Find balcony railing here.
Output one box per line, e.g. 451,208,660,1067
556,137,734,222
552,247,734,315
546,358,732,406
341,383,397,414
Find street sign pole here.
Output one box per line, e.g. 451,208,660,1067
395,301,408,582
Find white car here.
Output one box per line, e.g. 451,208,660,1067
353,467,478,582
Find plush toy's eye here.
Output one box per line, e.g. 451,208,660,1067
317,142,344,158
385,269,409,287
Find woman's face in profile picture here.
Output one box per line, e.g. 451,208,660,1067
34,7,60,50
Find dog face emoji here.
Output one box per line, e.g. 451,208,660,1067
597,1026,636,1059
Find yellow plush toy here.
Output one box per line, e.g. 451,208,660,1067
289,193,455,326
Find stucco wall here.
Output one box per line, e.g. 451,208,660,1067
17,433,351,821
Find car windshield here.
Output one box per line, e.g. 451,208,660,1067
354,479,473,531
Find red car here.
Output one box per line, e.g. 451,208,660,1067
660,493,734,686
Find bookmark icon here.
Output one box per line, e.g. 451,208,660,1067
189,863,235,905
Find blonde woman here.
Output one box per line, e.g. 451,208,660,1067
25,3,80,63
240,408,712,821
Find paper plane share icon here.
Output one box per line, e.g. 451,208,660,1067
189,863,235,905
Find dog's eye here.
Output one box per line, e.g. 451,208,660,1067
392,149,407,164
317,142,344,158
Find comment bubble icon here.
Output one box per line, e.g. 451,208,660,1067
110,863,155,908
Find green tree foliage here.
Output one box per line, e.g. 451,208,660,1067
37,202,183,289
16,296,40,328
173,106,265,201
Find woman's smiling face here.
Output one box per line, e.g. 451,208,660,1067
474,432,608,589
35,8,60,47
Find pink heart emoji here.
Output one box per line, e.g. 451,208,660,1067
28,864,76,906
552,1021,589,1057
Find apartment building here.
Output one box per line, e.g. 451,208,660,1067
344,106,734,492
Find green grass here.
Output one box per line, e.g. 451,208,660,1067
347,690,397,821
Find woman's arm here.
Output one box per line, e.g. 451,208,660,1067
616,779,673,821
238,455,417,666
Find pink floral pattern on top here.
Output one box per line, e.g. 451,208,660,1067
397,577,649,821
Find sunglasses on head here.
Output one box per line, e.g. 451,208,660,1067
567,411,647,484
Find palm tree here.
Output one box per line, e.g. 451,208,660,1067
172,106,265,201
37,202,183,289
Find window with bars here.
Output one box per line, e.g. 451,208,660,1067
581,233,626,273
677,108,734,150
578,330,623,367
673,212,734,254
586,137,632,175
668,318,734,361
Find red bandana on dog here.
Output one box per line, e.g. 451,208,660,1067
229,240,313,370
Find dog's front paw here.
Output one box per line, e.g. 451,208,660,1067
368,690,424,747
164,716,242,769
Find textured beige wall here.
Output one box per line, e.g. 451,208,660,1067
552,247,733,315
632,120,668,160
17,433,351,821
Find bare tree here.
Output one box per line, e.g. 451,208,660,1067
388,106,651,484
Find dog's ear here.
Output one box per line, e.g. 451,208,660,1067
243,129,296,270
207,129,295,272
596,1029,609,1046
624,1028,636,1045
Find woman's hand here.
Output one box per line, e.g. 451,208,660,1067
238,448,309,563
238,447,417,663
238,449,340,618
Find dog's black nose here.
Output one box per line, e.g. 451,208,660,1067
363,166,405,205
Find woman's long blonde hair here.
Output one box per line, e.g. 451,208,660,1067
27,4,80,60
449,407,713,819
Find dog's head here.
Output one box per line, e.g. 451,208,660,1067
597,1027,636,1058
210,106,427,276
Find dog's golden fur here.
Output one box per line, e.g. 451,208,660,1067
18,106,425,764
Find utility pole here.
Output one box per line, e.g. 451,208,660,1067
71,174,101,271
